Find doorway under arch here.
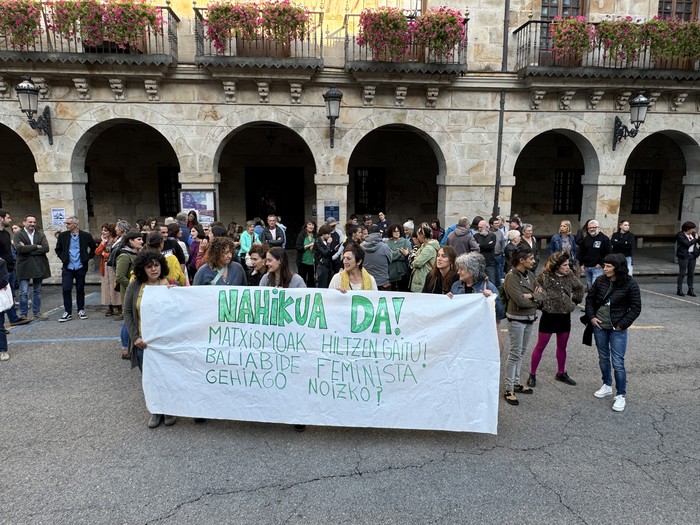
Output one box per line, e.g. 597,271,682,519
0,124,40,225
347,124,439,225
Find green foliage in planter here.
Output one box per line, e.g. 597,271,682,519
550,15,595,58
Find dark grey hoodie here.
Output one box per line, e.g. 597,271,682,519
361,233,392,287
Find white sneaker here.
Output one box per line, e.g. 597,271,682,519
612,395,626,412
58,312,72,322
594,384,613,398
0,352,9,361
78,310,88,320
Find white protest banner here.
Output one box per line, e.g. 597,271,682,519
141,286,500,434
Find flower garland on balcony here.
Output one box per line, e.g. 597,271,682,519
46,0,162,49
549,15,595,58
641,16,700,61
596,16,643,62
356,6,410,62
205,1,309,54
410,7,464,61
0,0,42,49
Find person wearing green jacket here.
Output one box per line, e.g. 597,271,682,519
409,223,440,293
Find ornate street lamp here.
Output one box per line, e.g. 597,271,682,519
15,76,53,145
613,92,650,151
323,86,343,148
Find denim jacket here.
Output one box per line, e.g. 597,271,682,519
451,278,505,321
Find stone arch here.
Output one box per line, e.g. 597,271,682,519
60,105,194,177
202,106,322,175
340,112,453,180
503,115,601,186
0,114,53,172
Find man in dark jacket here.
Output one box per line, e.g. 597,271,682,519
55,216,96,322
14,214,51,321
0,209,28,325
262,214,285,248
446,216,480,256
578,220,611,289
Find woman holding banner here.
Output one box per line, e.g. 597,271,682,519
123,250,176,429
449,252,505,319
329,243,378,292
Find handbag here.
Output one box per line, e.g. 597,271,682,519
0,284,13,312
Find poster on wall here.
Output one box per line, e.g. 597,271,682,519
51,208,66,227
180,190,216,224
323,200,339,221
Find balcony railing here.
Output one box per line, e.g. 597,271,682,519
514,20,699,77
344,11,468,74
0,3,179,65
193,7,323,68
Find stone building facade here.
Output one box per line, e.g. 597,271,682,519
1,0,699,277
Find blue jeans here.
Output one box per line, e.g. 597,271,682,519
19,278,43,317
5,272,20,322
121,323,129,350
593,326,628,396
495,255,505,284
0,312,7,352
585,266,603,289
62,266,87,314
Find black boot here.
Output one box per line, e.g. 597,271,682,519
677,288,685,296
688,289,697,297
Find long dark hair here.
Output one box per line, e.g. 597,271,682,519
426,245,457,293
266,247,293,287
133,250,168,283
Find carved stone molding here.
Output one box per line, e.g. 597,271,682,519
530,90,546,110
144,79,159,101
559,90,575,111
109,78,126,101
426,87,439,108
362,85,375,107
222,81,236,103
670,92,688,112
72,78,91,100
647,91,661,110
290,82,302,104
587,90,604,110
0,77,10,99
394,85,407,107
257,81,270,103
36,78,50,100
614,91,631,111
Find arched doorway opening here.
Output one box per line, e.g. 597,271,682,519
347,125,439,225
620,133,690,239
217,122,316,245
81,120,180,231
512,131,585,234
0,125,39,225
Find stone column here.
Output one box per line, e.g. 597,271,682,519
441,184,496,227
315,172,349,224
179,172,221,221
35,170,90,281
681,172,700,226
581,178,624,236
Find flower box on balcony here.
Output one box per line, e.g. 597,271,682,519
206,1,309,56
0,0,42,50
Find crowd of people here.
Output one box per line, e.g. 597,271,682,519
2,207,698,421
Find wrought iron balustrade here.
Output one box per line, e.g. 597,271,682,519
513,20,698,75
193,7,323,63
344,11,468,74
0,2,179,64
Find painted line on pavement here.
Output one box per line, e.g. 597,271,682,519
628,325,664,329
10,337,120,344
640,287,700,306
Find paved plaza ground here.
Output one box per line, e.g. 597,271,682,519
1,277,698,524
